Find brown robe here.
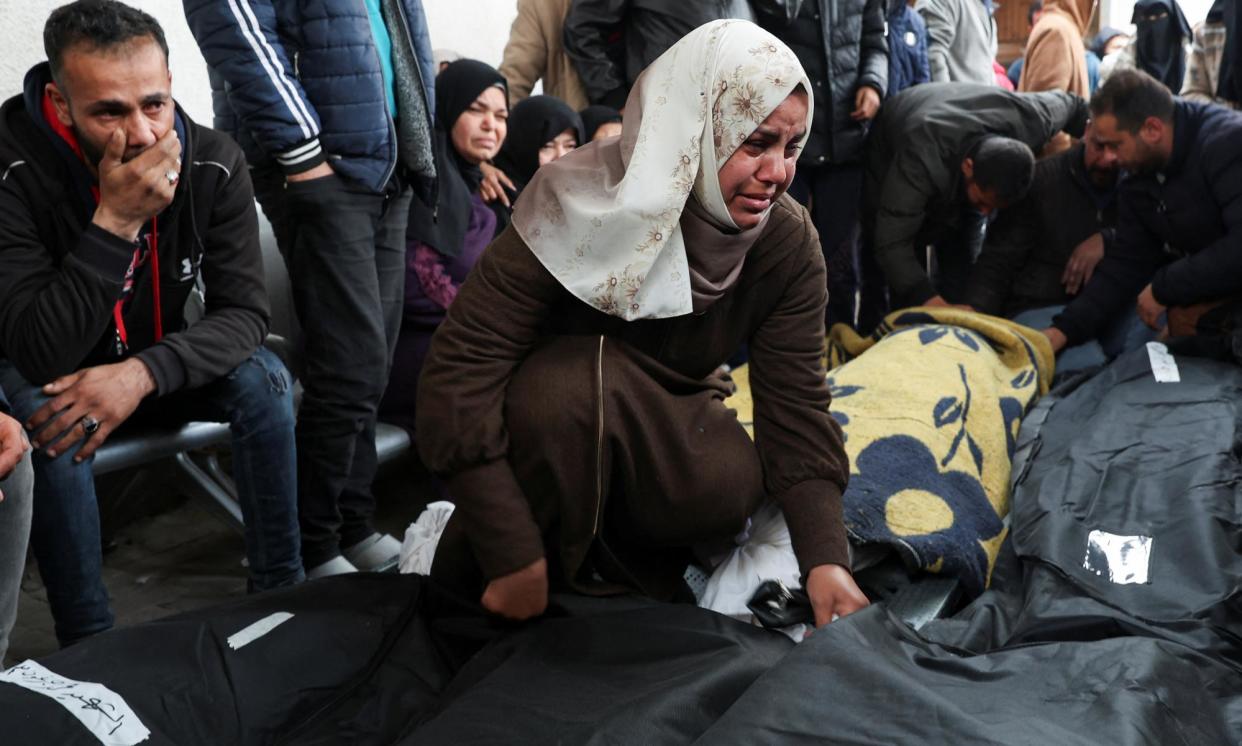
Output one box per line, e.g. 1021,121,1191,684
1019,0,1094,154
416,195,849,598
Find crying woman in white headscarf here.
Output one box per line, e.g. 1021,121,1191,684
414,20,866,627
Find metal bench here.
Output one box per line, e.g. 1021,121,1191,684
90,215,412,531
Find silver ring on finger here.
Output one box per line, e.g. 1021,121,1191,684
81,415,101,435
165,169,179,186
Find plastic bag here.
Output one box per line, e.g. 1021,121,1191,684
399,501,455,575
699,502,805,639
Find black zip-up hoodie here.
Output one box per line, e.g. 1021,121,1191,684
0,63,268,394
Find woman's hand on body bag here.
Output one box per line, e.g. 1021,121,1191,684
804,563,869,629
481,557,549,620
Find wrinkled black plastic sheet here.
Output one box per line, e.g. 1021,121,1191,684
0,579,790,745
696,347,1242,744
0,574,453,745
4,348,1241,744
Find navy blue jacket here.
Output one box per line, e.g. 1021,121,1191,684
1054,101,1242,345
886,0,930,95
184,0,436,194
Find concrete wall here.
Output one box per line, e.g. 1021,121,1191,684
1,0,215,122
425,0,518,68
0,0,520,124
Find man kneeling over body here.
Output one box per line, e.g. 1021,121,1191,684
0,0,303,647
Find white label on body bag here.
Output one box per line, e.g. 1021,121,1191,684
227,611,294,650
0,660,150,745
1146,342,1180,383
1083,530,1153,585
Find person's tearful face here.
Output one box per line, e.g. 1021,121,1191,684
717,90,808,230
1090,112,1166,175
537,128,578,167
958,155,1004,216
452,86,508,165
1082,124,1121,188
47,37,174,174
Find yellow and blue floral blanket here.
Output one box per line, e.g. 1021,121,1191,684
731,308,1054,595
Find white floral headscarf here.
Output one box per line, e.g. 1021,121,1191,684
510,20,812,321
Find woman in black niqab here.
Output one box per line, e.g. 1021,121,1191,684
1131,0,1192,93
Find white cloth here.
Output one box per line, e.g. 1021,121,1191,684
699,501,801,622
398,501,456,575
511,19,811,321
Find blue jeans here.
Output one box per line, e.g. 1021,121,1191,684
1011,305,1159,376
0,348,304,647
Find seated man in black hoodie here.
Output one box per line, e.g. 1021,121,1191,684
1043,68,1242,355
0,0,302,647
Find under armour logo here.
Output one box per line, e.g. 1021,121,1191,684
180,257,195,280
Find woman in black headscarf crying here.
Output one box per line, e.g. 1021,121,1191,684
488,95,584,230
379,59,509,436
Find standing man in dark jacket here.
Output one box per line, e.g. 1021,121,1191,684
0,0,303,646
564,0,756,108
1044,69,1242,354
860,83,1088,328
754,0,888,327
184,0,437,577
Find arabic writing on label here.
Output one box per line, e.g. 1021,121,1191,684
0,660,150,745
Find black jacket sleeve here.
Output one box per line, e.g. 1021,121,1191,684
1052,194,1164,346
0,175,136,385
564,0,631,108
965,196,1036,316
872,147,942,305
1019,90,1090,148
858,0,890,97
1149,145,1242,306
136,154,269,395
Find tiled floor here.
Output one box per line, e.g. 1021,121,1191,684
8,458,436,663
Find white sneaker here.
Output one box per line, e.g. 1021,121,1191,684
342,533,402,572
306,555,359,580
